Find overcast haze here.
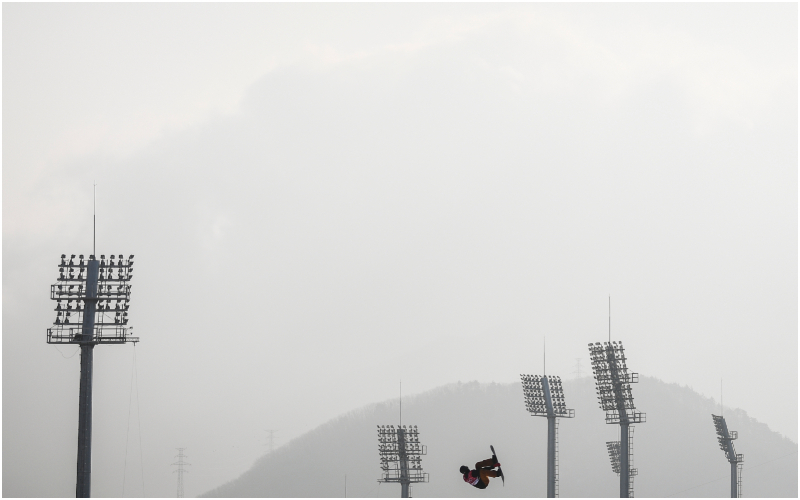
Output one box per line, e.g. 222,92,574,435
3,3,797,497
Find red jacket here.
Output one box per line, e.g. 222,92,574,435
463,470,486,489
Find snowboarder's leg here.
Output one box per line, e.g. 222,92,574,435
475,458,495,469
479,469,499,485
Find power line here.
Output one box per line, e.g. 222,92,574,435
54,345,81,359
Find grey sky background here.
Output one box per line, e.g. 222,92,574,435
3,3,797,497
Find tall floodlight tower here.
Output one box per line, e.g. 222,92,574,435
520,374,575,497
712,415,744,497
172,448,191,498
48,253,137,497
377,425,428,498
588,341,645,498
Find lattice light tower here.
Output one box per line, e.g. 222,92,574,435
712,414,743,498
377,425,428,498
48,253,137,497
172,448,191,498
589,341,645,498
521,374,574,497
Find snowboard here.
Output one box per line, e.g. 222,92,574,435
490,445,504,486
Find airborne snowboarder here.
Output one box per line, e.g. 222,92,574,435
460,447,503,490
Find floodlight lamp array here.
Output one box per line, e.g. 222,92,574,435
48,254,138,344
606,441,621,474
520,374,575,418
712,415,743,464
588,341,644,424
376,425,428,484
606,439,638,481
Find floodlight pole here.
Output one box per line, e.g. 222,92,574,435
720,418,739,499
543,377,556,498
712,415,742,498
608,304,630,498
619,423,629,498
521,374,574,498
76,258,99,498
377,425,428,498
49,253,138,498
607,346,630,498
589,342,642,499
397,428,410,498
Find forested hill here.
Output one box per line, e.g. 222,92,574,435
201,376,797,497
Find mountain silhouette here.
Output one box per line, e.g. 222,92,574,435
202,376,797,497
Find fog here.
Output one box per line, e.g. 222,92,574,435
202,378,798,497
3,3,797,497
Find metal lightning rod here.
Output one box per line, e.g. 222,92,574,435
93,182,96,257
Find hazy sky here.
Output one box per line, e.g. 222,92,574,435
3,3,797,497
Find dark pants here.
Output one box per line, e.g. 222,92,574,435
475,458,499,487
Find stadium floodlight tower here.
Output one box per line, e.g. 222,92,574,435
377,425,428,498
588,341,645,498
520,374,575,497
712,414,744,498
48,253,137,497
